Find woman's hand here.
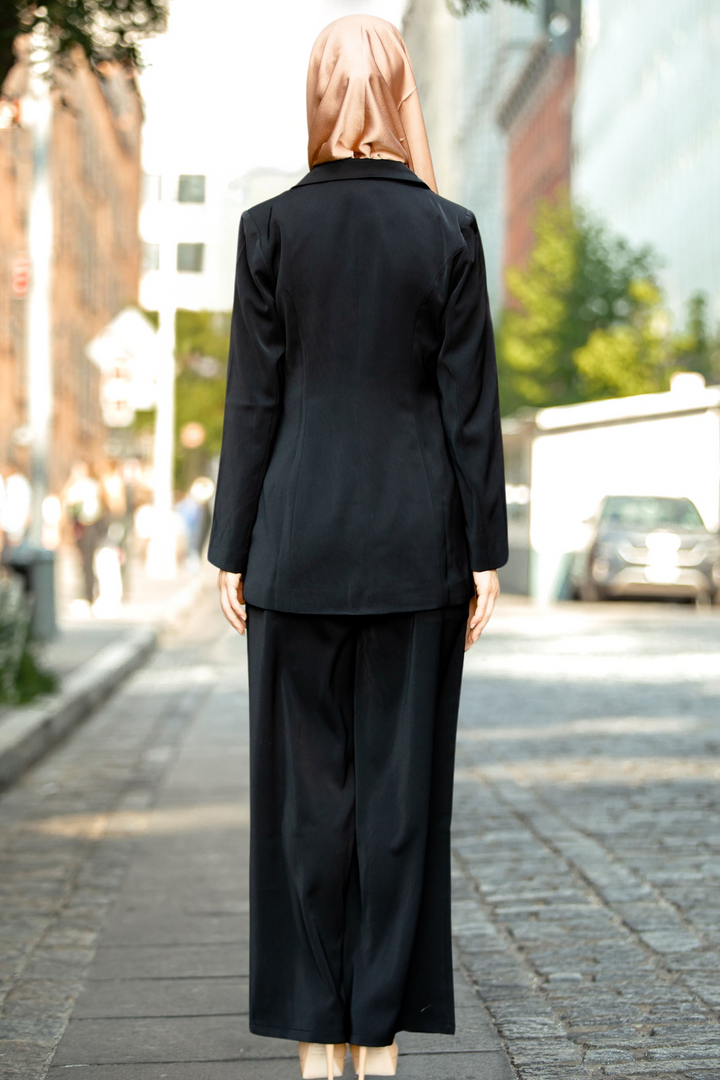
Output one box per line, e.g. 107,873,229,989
465,569,499,651
218,570,247,635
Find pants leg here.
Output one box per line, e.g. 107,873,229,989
76,526,98,602
245,603,466,1046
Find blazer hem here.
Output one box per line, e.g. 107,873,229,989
242,577,475,615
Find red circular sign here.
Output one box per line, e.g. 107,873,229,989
11,253,30,298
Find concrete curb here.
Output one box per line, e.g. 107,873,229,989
0,572,209,792
0,627,156,791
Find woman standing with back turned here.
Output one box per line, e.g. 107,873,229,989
208,14,508,1080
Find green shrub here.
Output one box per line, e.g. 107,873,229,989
0,572,58,706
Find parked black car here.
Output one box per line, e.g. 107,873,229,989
571,495,720,603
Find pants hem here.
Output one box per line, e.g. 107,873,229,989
249,1019,456,1045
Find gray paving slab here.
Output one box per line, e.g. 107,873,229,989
99,910,249,946
72,976,249,1019
49,1049,517,1080
397,1050,517,1079
87,943,249,980
51,1014,294,1065
48,1065,302,1080
398,1011,500,1053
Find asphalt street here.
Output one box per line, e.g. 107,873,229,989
0,589,719,1080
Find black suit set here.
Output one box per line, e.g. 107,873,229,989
208,158,507,1046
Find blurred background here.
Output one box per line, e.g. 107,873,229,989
1,0,719,677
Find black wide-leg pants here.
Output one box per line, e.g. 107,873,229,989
245,602,467,1047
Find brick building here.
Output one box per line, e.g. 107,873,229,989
0,43,142,491
498,36,576,289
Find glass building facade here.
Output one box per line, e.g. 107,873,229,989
573,0,720,326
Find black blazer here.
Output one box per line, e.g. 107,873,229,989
208,158,508,614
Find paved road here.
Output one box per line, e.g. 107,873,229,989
0,593,718,1079
454,599,720,1080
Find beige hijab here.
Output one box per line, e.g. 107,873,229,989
306,14,438,193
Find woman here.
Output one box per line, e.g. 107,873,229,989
208,15,508,1079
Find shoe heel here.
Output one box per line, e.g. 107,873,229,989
349,1041,398,1076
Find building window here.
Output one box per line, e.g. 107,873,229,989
142,242,160,271
178,175,205,203
177,242,204,272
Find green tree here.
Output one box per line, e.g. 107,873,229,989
673,292,720,386
174,310,230,488
497,197,665,412
1,0,166,86
135,310,230,491
573,279,674,400
447,0,533,14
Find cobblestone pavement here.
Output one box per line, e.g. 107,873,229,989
453,600,720,1080
1,593,719,1080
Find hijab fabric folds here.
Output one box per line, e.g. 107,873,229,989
306,14,438,193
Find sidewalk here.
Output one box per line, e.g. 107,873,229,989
0,547,210,791
0,584,517,1080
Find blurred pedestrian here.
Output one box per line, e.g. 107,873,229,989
61,462,106,606
176,476,214,573
208,16,507,1080
0,465,32,548
99,460,131,598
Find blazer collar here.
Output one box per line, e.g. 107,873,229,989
295,158,428,189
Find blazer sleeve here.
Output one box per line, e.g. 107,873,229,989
207,211,284,574
436,211,508,572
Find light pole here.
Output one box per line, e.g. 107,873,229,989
145,180,178,579
4,25,58,640
23,25,53,547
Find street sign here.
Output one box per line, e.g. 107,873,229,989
100,362,135,427
87,306,159,424
11,252,30,297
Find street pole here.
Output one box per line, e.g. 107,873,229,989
145,181,178,579
24,26,53,546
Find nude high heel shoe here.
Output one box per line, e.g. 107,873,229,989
298,1042,347,1078
350,1041,398,1076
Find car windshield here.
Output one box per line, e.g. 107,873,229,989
600,496,705,530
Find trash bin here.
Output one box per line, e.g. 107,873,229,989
0,544,56,641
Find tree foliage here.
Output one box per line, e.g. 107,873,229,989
134,310,230,491
174,309,230,486
498,198,664,412
1,0,167,86
673,292,720,386
497,197,720,414
446,0,534,16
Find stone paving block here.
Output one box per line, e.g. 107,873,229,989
604,1063,720,1075
639,929,703,952
72,976,249,1019
504,1039,583,1066
584,1047,637,1064
496,1017,568,1039
0,1039,55,1076
513,1070,595,1080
